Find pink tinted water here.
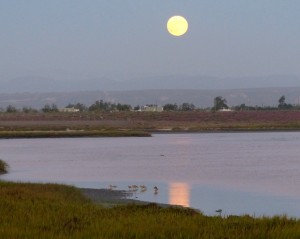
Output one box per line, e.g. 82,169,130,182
1,132,300,216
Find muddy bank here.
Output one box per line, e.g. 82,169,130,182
79,188,170,208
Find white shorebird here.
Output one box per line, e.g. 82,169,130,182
140,185,147,192
128,185,139,191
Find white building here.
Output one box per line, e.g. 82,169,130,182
59,107,80,113
218,108,233,112
141,105,164,112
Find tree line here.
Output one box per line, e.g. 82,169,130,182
1,100,132,113
1,95,299,113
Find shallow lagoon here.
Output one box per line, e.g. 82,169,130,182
1,132,300,217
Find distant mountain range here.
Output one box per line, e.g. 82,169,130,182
0,88,300,109
1,74,300,93
1,74,300,109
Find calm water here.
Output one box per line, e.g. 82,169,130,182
1,132,300,217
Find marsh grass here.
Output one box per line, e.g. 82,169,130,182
0,130,150,139
0,159,8,174
2,111,300,134
0,181,300,238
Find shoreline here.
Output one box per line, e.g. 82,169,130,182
152,128,300,134
0,130,151,139
79,187,172,208
1,127,300,139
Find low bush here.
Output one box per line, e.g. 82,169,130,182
0,159,8,174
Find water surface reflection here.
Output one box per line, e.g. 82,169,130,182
169,182,190,207
1,132,300,217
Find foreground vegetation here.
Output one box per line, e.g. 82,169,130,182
0,180,300,238
0,159,8,174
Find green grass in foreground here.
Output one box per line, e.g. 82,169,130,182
0,181,300,238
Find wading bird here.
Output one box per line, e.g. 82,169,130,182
140,185,147,192
215,209,222,216
154,186,158,194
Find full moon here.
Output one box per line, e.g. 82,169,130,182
167,16,188,36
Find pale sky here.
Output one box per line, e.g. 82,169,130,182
1,0,300,90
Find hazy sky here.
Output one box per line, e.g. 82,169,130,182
1,0,300,84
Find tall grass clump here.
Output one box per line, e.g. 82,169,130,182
0,159,8,174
